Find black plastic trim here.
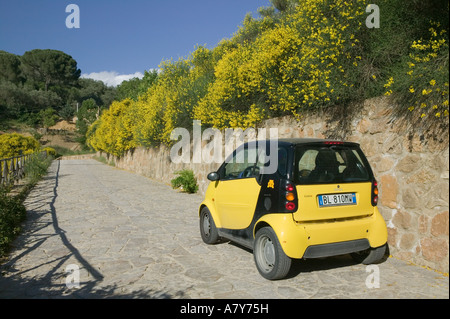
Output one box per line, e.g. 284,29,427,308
303,239,370,259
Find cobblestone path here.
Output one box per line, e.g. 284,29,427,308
0,159,448,299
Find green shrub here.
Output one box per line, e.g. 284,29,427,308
171,169,199,194
42,147,57,157
0,151,52,257
0,186,26,257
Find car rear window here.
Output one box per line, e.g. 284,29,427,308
294,145,371,185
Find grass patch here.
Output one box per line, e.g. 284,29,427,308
51,145,95,158
93,154,115,166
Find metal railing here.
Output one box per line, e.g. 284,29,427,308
0,151,47,185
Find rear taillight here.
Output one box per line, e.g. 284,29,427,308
285,182,296,211
285,202,296,211
371,180,378,206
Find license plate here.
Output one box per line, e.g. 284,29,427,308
318,193,356,207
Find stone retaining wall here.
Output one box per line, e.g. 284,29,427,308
108,96,449,273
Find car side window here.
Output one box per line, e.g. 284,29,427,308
223,147,258,180
277,147,288,177
254,145,288,178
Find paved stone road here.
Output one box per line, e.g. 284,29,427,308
0,159,448,299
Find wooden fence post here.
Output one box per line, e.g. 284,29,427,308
0,160,7,185
0,153,43,186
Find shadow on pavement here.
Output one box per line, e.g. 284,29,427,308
0,160,185,299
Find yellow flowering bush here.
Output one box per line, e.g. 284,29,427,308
88,46,215,154
194,0,367,129
87,99,137,157
87,0,448,155
0,133,40,159
134,48,215,146
41,147,56,157
384,22,449,121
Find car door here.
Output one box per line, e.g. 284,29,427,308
214,145,261,230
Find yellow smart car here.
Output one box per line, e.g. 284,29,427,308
199,138,388,280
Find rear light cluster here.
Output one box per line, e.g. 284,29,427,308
372,180,379,206
285,182,296,211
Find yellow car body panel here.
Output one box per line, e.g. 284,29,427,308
213,178,261,229
200,187,222,228
200,178,261,230
255,207,387,259
293,182,373,222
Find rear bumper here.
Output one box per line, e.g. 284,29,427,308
303,239,370,259
255,207,388,259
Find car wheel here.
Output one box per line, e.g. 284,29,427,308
200,207,219,244
254,227,292,280
351,244,387,265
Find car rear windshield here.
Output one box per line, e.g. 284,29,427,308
294,145,372,185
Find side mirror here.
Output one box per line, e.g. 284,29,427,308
207,172,220,181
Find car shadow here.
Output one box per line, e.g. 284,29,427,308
224,239,389,280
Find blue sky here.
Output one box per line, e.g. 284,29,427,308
0,0,270,86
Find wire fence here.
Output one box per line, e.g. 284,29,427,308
0,151,48,186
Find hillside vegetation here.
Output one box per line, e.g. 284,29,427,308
2,0,448,159
86,0,449,157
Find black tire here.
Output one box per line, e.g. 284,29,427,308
200,207,219,244
253,227,292,280
351,244,387,265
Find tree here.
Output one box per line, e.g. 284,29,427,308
20,49,81,91
77,78,107,106
0,51,23,84
59,103,75,121
39,108,59,128
270,0,288,12
76,98,98,147
114,77,142,101
115,69,158,101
